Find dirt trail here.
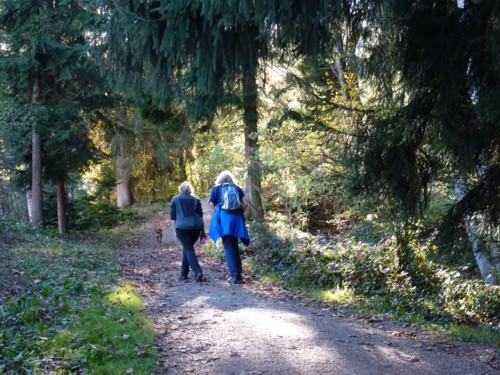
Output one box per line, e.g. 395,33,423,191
114,204,498,375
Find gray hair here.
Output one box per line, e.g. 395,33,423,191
178,181,194,195
215,170,238,185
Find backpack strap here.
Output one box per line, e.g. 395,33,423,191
217,183,227,206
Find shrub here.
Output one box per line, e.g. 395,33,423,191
70,196,137,231
249,219,500,329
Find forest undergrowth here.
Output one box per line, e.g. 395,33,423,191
223,213,500,348
0,216,158,374
1,202,499,374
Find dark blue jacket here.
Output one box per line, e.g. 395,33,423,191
170,193,204,230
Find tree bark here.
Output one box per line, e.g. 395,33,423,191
116,136,133,208
332,44,349,101
454,178,497,285
242,73,264,220
56,173,68,234
31,70,43,229
26,190,33,222
179,148,188,182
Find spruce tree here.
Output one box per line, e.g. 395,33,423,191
0,0,110,232
349,1,500,280
103,0,341,220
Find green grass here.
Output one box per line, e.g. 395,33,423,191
93,228,143,249
259,273,282,283
253,270,358,306
447,325,500,348
0,231,158,374
307,286,357,305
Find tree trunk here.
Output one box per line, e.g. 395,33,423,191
332,44,349,101
242,73,264,220
26,190,33,222
395,221,414,272
116,136,133,208
179,148,188,182
31,71,43,229
56,173,68,234
454,178,497,285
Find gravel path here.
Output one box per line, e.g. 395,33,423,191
114,205,499,375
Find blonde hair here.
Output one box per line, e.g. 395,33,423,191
178,181,194,195
215,170,238,185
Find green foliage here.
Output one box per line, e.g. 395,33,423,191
0,0,114,231
202,240,225,263
0,231,157,374
70,195,138,231
105,0,339,113
0,0,108,160
0,170,28,222
308,286,357,305
249,217,500,332
447,325,500,347
0,98,32,186
190,125,247,197
91,163,117,203
350,1,500,226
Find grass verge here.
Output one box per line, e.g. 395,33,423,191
0,229,157,374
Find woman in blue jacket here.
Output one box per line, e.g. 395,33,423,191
170,181,205,282
208,171,250,284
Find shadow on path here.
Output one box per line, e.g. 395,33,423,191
115,206,497,375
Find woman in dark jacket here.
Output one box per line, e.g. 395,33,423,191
208,171,249,284
170,181,205,282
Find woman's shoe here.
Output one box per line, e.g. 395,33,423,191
179,275,188,281
195,273,204,282
228,275,244,284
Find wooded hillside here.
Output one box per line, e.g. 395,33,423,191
1,2,499,371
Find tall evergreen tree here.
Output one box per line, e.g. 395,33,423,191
0,0,110,232
103,0,340,220
349,1,500,281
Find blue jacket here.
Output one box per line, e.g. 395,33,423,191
208,184,250,246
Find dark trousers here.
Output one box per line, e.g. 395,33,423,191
176,228,202,277
222,235,242,276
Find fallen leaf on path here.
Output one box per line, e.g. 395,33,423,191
479,355,494,363
359,342,375,347
384,341,398,347
367,316,385,323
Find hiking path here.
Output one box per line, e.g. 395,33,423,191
114,202,499,375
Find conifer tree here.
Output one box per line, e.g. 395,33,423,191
0,0,109,232
350,1,500,281
103,0,340,220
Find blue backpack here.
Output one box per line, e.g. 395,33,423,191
219,183,241,213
